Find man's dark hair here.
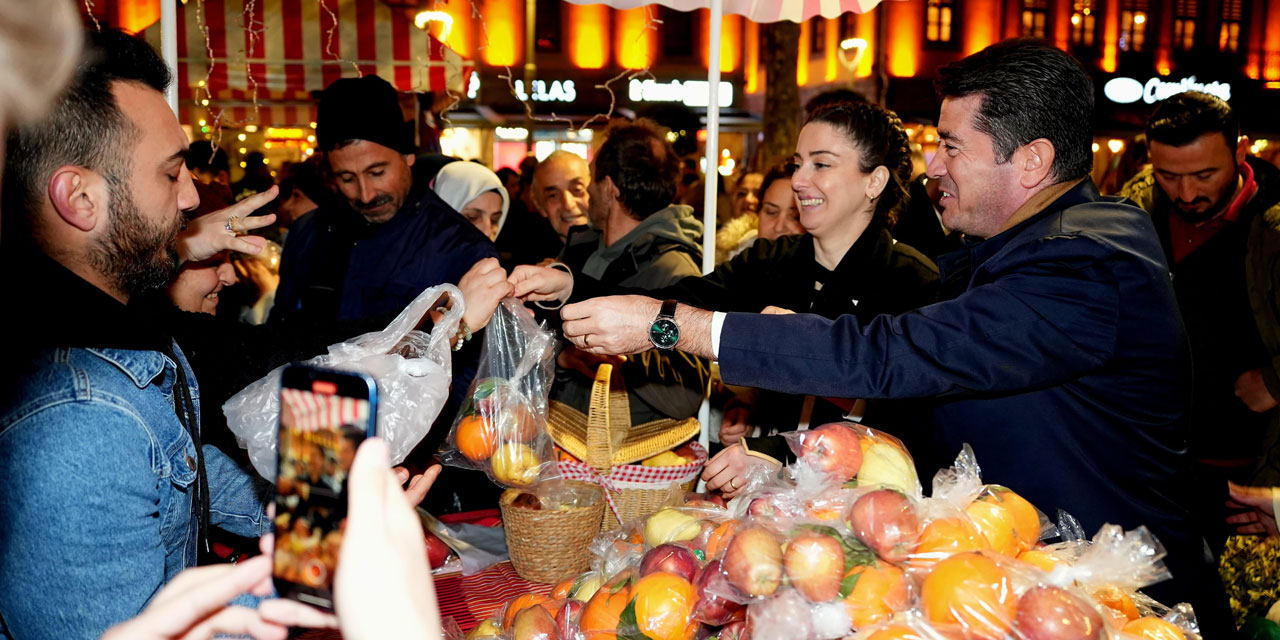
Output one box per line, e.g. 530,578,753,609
3,28,170,237
1146,91,1238,149
804,88,868,120
496,167,518,184
186,140,230,175
593,119,680,219
935,38,1093,183
806,102,914,225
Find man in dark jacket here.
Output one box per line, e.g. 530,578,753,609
553,120,712,425
271,75,511,454
537,39,1232,635
1120,91,1280,543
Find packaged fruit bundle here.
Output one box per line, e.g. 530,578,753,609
905,446,1051,570
783,421,924,498
440,298,558,487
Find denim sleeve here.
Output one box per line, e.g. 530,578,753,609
204,444,271,538
0,402,167,639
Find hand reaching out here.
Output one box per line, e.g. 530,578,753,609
177,186,279,264
508,264,573,304
1235,369,1279,413
719,405,751,445
1227,481,1279,536
457,258,514,332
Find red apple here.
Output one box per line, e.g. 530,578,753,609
798,423,863,481
1015,586,1105,640
719,620,750,640
424,531,451,569
783,531,846,603
848,488,921,564
511,604,560,640
639,543,700,582
722,526,784,597
554,599,583,639
692,560,746,625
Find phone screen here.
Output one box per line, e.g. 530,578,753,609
273,364,377,610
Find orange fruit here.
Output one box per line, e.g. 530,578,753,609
921,552,1016,640
865,626,929,640
1091,586,1140,623
581,581,631,640
964,500,1020,556
503,593,550,628
1122,617,1187,640
630,572,699,640
551,577,576,600
705,520,740,560
911,517,990,569
1016,549,1066,573
979,486,1040,550
457,414,498,462
842,561,910,628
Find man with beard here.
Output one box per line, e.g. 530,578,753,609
1120,92,1280,541
0,29,281,638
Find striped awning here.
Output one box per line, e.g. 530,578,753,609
563,0,883,21
280,387,370,433
153,0,473,127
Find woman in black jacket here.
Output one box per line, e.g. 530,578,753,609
647,102,942,492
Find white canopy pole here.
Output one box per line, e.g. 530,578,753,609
161,0,178,114
696,0,723,488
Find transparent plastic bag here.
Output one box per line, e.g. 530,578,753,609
222,284,462,479
784,421,923,498
438,298,557,488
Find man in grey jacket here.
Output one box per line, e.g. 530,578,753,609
554,120,711,424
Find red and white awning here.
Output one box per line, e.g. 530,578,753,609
280,387,370,433
563,0,882,21
156,0,472,127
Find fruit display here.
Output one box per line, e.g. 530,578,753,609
479,423,1203,640
439,299,558,488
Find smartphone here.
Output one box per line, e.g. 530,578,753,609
272,363,378,610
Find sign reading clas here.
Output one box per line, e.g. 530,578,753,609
1103,75,1232,105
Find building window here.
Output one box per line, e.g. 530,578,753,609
1021,0,1048,38
1220,0,1244,52
1174,0,1199,50
840,13,857,42
927,0,956,43
534,0,561,53
1119,0,1148,51
1070,0,1098,46
810,17,827,54
660,7,695,57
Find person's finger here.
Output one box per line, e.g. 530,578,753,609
230,234,268,256
258,532,274,558
1226,511,1260,525
150,557,273,628
394,467,410,484
403,472,432,507
348,438,393,526
257,599,341,630
224,186,279,216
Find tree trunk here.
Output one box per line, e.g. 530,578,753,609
759,21,801,171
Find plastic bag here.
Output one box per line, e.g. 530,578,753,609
784,421,923,498
223,284,462,479
438,298,557,488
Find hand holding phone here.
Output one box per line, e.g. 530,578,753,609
273,364,378,611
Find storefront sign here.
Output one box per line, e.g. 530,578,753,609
627,79,734,108
1103,75,1232,105
466,73,577,103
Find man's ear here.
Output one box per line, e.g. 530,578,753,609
48,166,107,233
599,176,619,203
404,153,417,167
1235,135,1250,166
1016,139,1056,189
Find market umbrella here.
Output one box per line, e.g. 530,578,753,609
566,0,884,275
565,0,887,467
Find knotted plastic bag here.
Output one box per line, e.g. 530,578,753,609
223,284,463,479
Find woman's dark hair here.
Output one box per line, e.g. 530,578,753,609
804,101,912,225
758,162,796,200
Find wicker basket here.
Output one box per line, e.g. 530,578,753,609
499,481,604,583
549,364,704,531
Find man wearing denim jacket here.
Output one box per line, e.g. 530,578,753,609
0,30,271,639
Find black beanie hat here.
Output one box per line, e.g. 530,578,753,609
316,75,413,153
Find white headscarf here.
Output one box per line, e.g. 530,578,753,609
432,161,511,235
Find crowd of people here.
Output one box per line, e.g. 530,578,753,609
1,5,1279,640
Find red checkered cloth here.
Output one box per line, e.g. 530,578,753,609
557,443,707,524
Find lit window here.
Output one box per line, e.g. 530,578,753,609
927,0,956,43
1219,0,1244,52
1070,0,1098,47
1119,0,1149,51
810,17,827,54
1174,0,1199,50
1021,0,1048,38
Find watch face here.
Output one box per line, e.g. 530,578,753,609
649,318,680,349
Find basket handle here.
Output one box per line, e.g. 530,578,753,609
585,364,614,476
